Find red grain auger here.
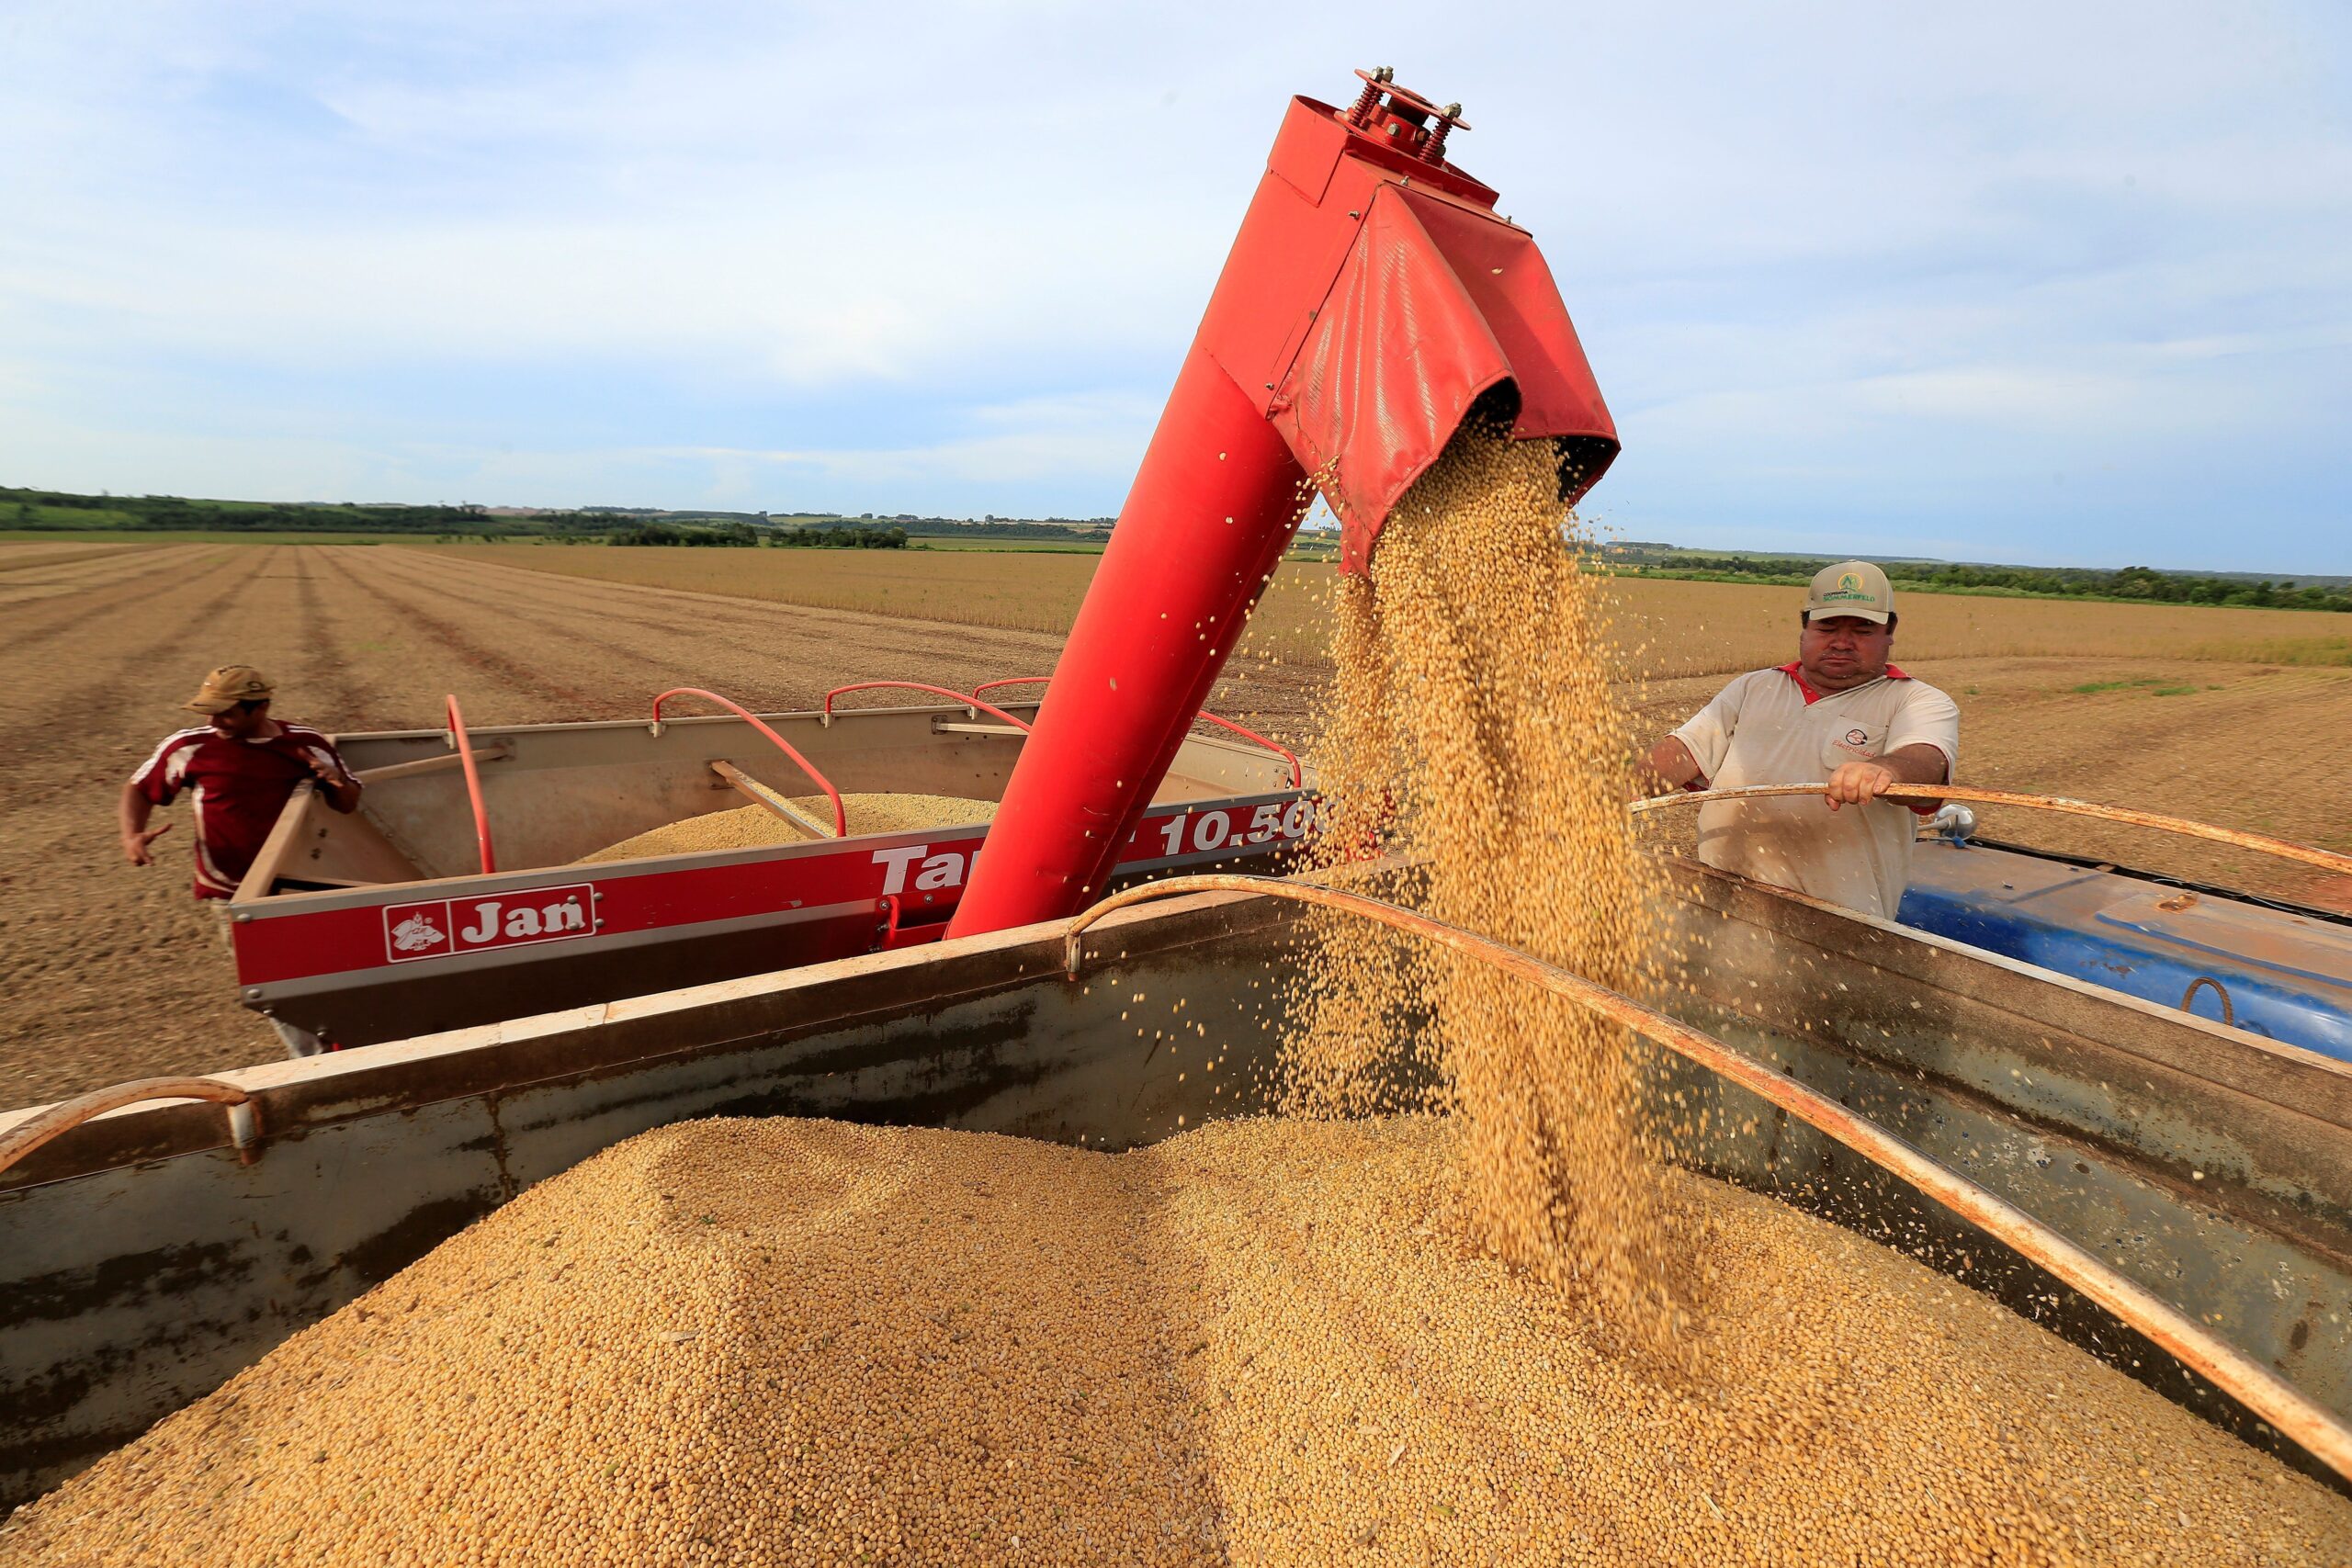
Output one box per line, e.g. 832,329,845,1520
951,67,1619,936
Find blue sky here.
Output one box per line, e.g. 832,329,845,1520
2,2,2346,571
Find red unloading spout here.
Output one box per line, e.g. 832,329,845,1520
946,68,1620,938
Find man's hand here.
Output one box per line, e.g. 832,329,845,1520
305,750,362,813
122,822,173,865
1825,744,1951,812
1824,760,1896,812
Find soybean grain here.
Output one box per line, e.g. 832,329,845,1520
5,1115,2345,1566
578,794,998,863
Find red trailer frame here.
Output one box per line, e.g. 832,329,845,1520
224,691,1316,1049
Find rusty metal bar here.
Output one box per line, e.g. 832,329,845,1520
1059,872,2352,1485
353,743,512,787
2183,975,2238,1028
709,760,834,841
1631,784,2352,879
0,1077,257,1178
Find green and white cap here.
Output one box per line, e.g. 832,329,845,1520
1805,560,1893,624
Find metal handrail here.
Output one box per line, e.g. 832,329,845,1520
444,694,496,874
1631,784,2352,879
1058,872,2352,1487
1191,711,1305,789
0,1077,258,1178
650,688,847,839
822,682,1035,732
970,677,1304,788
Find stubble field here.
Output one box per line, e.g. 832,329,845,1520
427,538,2352,673
3,537,2348,1107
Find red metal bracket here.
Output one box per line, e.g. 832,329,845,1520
650,687,848,839
870,893,948,953
1340,66,1467,165
444,694,497,874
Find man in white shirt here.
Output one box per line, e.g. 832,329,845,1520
1643,561,1959,919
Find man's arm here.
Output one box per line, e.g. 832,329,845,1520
1641,675,1744,797
119,781,173,865
1637,735,1707,796
301,749,364,815
1824,743,1949,813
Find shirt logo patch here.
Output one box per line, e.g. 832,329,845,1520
1846,728,1869,746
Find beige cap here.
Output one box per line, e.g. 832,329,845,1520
184,664,275,715
1805,560,1894,624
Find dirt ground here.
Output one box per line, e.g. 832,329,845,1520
4,542,2348,1108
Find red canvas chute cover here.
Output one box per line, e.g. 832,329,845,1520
1272,185,1618,574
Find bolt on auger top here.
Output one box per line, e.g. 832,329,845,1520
948,67,1620,939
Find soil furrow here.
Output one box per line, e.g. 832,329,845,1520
374,547,1325,742
300,547,557,727
0,543,161,580
370,553,1050,713
0,546,228,651
316,552,611,718
0,542,198,600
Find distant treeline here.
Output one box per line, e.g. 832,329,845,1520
2,486,536,535
610,521,909,549
773,525,909,549
611,521,762,547
1637,554,2352,612
0,485,688,538
3,484,1105,544
922,519,1113,541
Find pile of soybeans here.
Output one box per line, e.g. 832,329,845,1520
4,1115,2344,1566
578,794,997,863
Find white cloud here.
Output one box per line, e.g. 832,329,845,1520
0,1,2346,566
656,390,1159,488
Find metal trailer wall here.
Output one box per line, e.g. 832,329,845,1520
1651,861,2352,1480
6,870,2351,1505
0,893,1297,1506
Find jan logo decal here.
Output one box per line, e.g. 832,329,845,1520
384,884,596,963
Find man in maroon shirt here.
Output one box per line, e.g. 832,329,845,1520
119,665,363,900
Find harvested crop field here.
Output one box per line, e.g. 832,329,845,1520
425,539,2352,674
7,1114,2346,1567
3,537,2350,1105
